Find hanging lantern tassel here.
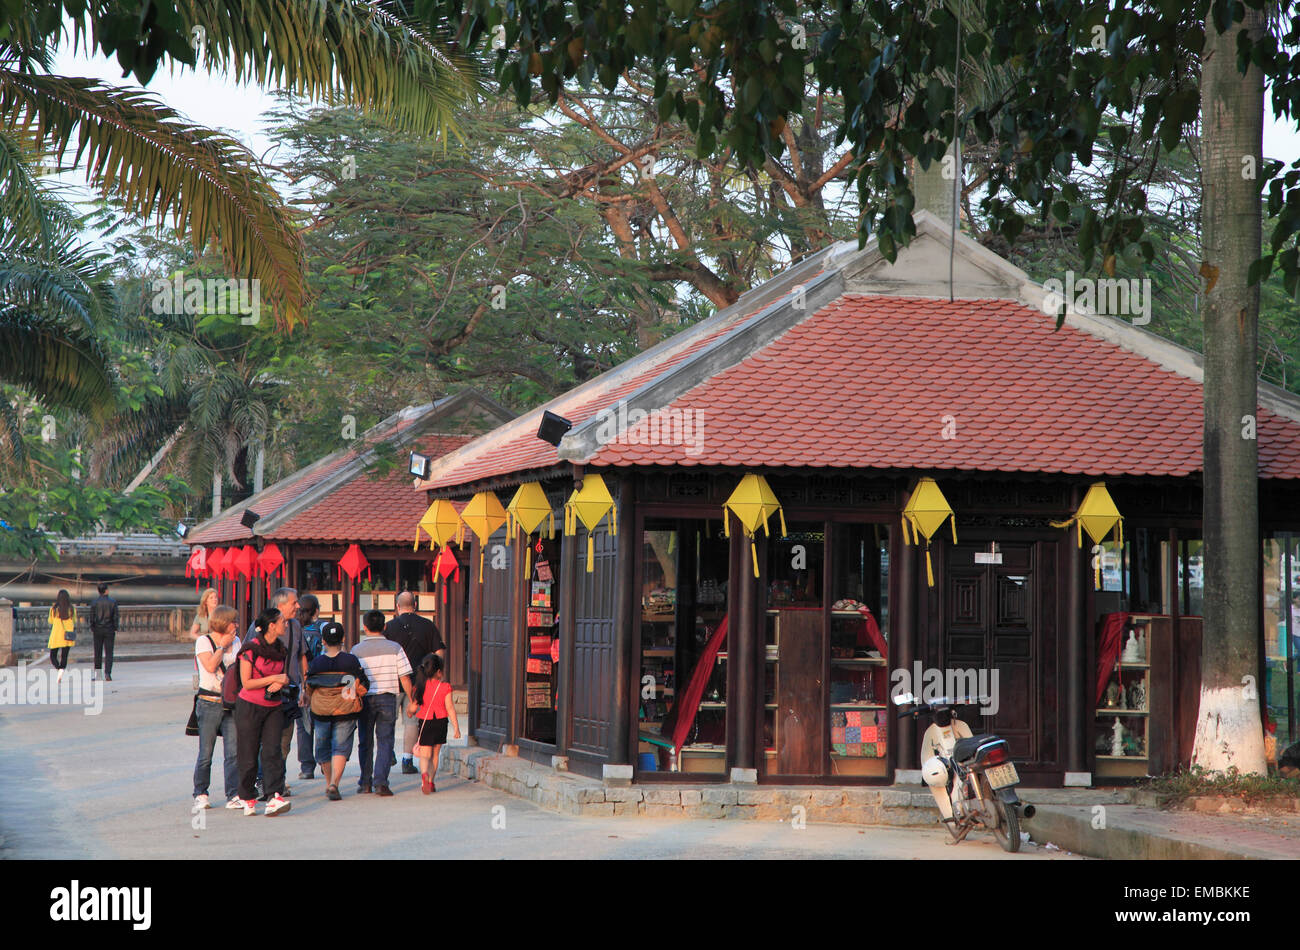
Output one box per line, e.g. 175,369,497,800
721,473,786,581
1051,481,1124,593
900,478,956,589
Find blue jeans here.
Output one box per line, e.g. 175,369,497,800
295,711,315,774
193,698,238,799
357,693,397,788
313,716,358,763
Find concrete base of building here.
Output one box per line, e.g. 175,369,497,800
1063,771,1092,787
441,746,1132,826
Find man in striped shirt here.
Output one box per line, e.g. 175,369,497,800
351,610,413,796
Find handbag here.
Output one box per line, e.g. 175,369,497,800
308,674,362,717
185,695,201,736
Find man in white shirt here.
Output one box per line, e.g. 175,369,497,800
351,610,413,796
193,605,242,810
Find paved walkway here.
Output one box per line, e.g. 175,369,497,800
0,659,1072,860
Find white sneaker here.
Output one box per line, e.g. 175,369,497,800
194,794,211,809
264,794,291,817
241,799,257,816
225,798,245,810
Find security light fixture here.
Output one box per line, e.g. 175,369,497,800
175,522,189,538
537,410,573,447
240,510,261,529
409,451,432,480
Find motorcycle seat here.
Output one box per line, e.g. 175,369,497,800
953,735,1001,763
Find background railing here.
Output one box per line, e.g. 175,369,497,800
10,604,195,654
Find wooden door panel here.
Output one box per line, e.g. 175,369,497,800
776,609,824,775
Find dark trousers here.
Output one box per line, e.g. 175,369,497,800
92,629,116,675
236,699,286,801
357,693,397,788
49,646,69,669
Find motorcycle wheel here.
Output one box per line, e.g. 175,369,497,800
981,774,1021,853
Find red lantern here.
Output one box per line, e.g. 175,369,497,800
185,546,209,591
234,544,258,580
338,544,371,603
258,543,286,596
207,547,227,580
433,546,460,605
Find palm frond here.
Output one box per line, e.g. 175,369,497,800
178,0,480,143
0,307,115,418
0,72,307,328
0,127,58,249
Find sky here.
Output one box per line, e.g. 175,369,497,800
47,45,1300,212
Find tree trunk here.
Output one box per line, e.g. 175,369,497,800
1192,5,1267,774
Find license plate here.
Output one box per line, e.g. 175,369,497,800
985,763,1019,789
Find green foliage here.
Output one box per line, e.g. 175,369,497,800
411,0,1300,296
0,437,188,559
1142,765,1300,809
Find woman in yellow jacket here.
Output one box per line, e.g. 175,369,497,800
48,589,77,682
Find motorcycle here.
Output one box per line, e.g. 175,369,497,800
893,692,1035,853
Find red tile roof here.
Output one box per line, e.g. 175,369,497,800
187,451,358,545
272,434,474,543
419,299,787,490
189,392,511,545
588,295,1300,477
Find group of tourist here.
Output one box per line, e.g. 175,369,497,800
190,587,460,817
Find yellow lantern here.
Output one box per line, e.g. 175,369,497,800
1051,482,1123,589
507,481,556,575
414,498,465,552
462,491,507,583
723,473,787,578
564,474,617,572
901,477,957,587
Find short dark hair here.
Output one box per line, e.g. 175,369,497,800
97,583,108,595
363,610,386,633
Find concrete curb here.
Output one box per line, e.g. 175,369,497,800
1023,805,1285,860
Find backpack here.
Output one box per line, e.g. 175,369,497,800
221,643,247,710
302,620,324,663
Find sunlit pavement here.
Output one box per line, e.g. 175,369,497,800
0,659,1079,860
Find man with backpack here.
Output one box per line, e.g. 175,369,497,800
89,583,119,681
383,591,445,775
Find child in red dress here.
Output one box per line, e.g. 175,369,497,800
406,654,460,793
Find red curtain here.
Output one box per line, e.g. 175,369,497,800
665,615,729,755
1096,612,1130,707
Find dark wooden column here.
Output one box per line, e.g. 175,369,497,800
895,526,918,771
1064,486,1087,776
468,536,484,737
507,524,525,746
731,512,758,772
609,475,636,766
557,494,578,756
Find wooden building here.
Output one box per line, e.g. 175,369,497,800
185,390,513,678
414,213,1300,787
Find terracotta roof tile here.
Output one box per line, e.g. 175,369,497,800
586,295,1300,479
